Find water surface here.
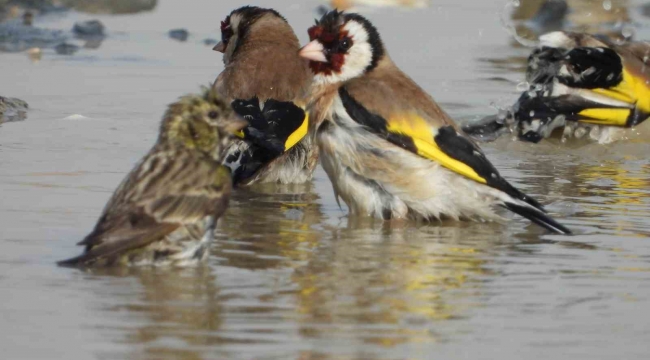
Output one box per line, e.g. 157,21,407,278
1,0,649,359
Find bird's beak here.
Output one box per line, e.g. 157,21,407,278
213,41,226,53
219,116,248,134
299,40,327,63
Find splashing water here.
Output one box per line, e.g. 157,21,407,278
516,81,530,91
499,0,539,48
603,0,612,11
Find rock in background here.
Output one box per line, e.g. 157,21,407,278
0,96,28,124
60,0,157,15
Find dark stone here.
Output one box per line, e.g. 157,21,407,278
203,38,218,46
54,41,79,55
0,22,67,52
168,28,188,42
73,19,104,37
60,0,157,15
0,96,28,124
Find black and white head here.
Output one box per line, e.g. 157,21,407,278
299,10,385,85
213,6,287,64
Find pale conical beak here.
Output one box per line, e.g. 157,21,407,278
213,41,226,53
219,116,248,134
299,40,327,63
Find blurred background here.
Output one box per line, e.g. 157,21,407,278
1,1,650,360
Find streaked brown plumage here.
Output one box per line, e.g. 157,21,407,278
58,88,246,267
214,6,317,186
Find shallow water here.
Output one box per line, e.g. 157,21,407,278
1,0,650,359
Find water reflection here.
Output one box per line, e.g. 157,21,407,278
87,184,507,355
216,182,325,270
507,148,650,236
572,161,650,236
3,1,650,359
84,266,224,360
292,221,497,347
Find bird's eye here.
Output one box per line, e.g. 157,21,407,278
339,38,352,52
208,111,218,119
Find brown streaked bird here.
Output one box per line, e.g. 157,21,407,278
213,6,317,186
58,88,247,267
299,10,571,234
464,31,650,145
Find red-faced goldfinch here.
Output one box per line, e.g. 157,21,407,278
299,10,571,234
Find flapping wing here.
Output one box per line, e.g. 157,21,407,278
231,97,309,155
519,38,650,129
225,97,309,184
338,87,542,210
59,150,232,266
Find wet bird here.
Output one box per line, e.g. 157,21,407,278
213,6,317,186
465,31,650,144
299,10,571,234
58,88,246,267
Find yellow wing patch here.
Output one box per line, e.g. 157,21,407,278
582,67,650,126
385,114,487,185
578,108,630,126
230,107,309,153
284,111,309,151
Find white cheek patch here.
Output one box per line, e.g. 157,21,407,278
223,14,242,63
315,20,374,85
224,34,239,63
229,14,242,33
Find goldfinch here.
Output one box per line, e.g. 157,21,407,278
299,10,571,234
58,88,246,267
213,6,317,186
465,31,650,144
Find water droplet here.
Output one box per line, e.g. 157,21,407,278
603,0,612,11
622,26,634,39
516,81,529,91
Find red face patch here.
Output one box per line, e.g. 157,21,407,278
307,25,322,41
306,25,352,75
221,16,234,45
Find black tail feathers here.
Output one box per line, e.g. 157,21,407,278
503,202,572,235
